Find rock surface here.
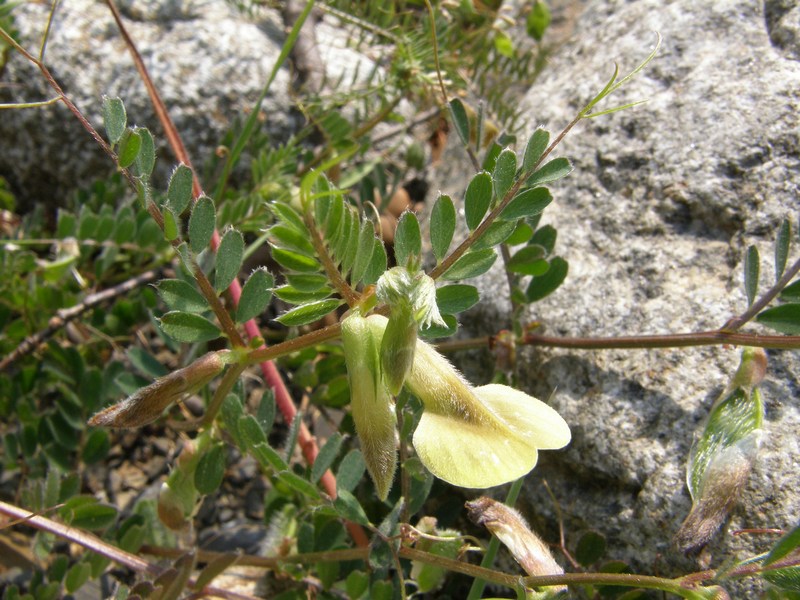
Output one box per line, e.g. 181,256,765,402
0,1,296,210
439,0,799,593
0,2,379,211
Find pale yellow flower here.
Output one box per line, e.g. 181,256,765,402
367,315,570,489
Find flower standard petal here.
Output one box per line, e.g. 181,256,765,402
474,384,571,450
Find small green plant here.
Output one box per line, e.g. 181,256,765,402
2,2,800,599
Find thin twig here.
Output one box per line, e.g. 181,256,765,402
0,269,161,372
0,26,136,190
370,106,440,145
140,538,800,594
521,330,800,350
0,501,260,600
433,329,800,355
723,254,800,331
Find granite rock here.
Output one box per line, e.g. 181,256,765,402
0,1,376,212
435,0,800,593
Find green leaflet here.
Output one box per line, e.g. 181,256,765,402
464,172,493,231
156,279,209,313
236,268,274,323
167,164,194,216
526,157,572,186
194,443,226,495
267,224,316,255
134,128,156,180
449,98,470,146
395,211,422,269
350,220,377,285
756,303,800,334
117,128,142,169
744,244,759,306
276,298,343,326
436,284,479,314
500,187,552,220
440,248,497,281
775,219,791,280
492,148,517,202
526,257,568,302
274,284,333,305
430,194,456,262
271,247,321,273
215,228,245,292
521,128,549,174
311,432,343,484
102,96,126,145
188,196,216,253
336,449,366,494
471,219,518,251
158,311,221,343
286,273,329,291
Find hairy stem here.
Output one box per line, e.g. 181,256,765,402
0,501,260,600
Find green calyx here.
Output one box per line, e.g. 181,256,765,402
341,311,397,500
376,267,446,394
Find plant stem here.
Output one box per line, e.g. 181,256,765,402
434,330,800,355
0,501,260,600
141,537,800,595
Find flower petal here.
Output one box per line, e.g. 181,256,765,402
413,410,540,488
475,384,571,450
366,314,570,489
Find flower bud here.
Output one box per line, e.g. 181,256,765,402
341,311,397,500
676,348,766,554
675,430,762,555
466,497,566,593
88,351,229,428
158,438,204,530
376,267,446,394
